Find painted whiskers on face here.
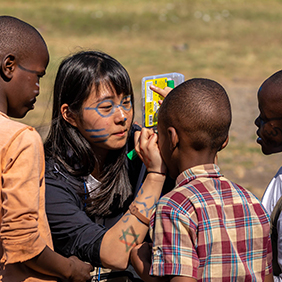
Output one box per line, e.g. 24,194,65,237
85,128,109,143
84,95,132,144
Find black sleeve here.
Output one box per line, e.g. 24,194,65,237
45,172,106,267
126,123,143,192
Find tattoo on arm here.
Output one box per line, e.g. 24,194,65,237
119,226,140,252
136,197,157,218
122,211,130,223
121,186,158,223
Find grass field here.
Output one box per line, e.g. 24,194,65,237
3,0,282,198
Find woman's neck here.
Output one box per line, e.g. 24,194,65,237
90,146,109,180
91,166,101,180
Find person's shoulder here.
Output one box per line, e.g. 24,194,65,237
157,185,189,210
45,158,84,193
0,114,41,147
272,166,282,183
227,179,269,215
224,178,255,197
0,113,29,131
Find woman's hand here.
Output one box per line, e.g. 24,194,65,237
134,128,166,174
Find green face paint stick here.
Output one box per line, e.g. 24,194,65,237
127,148,138,160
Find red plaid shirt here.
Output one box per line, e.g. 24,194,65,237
149,164,272,281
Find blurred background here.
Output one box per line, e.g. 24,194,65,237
4,0,282,198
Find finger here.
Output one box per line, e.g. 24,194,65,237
139,128,154,151
147,131,158,148
133,121,142,129
85,262,94,271
138,128,155,164
134,130,141,148
149,85,172,98
134,131,141,160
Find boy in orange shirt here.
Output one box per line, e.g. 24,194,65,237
0,15,92,281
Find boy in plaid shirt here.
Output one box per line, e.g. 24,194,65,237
131,78,273,282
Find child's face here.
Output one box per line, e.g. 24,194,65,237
255,83,282,155
7,41,49,118
74,84,133,155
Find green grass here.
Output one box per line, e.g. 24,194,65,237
3,0,282,195
1,0,278,123
4,0,282,86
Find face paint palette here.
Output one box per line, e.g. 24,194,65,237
142,72,184,129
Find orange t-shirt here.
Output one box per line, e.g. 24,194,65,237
0,112,56,282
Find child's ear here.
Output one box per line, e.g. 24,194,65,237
219,135,229,151
167,126,179,151
61,104,78,127
1,54,16,80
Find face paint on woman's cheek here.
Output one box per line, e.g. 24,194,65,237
85,128,109,143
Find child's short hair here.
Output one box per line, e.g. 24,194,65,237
261,69,282,89
0,15,46,63
159,78,231,151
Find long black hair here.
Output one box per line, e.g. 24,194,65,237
44,50,134,216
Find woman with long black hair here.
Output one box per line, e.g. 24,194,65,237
44,50,168,281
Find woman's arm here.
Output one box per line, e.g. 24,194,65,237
46,128,166,270
100,128,166,269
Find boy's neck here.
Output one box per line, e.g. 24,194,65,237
178,149,217,175
0,90,8,116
